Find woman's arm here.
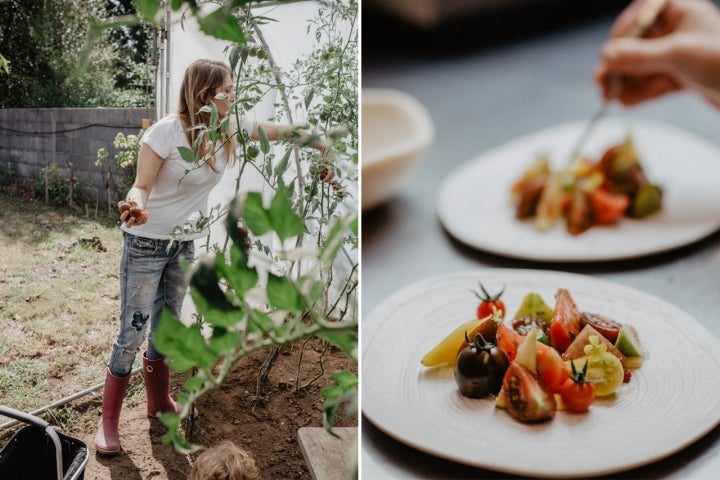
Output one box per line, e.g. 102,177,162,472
249,121,331,154
120,143,165,228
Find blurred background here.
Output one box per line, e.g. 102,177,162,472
361,1,720,478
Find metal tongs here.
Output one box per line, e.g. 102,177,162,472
568,0,669,163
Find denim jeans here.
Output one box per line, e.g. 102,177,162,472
107,232,195,377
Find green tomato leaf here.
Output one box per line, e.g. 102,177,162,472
316,330,358,360
153,310,203,371
243,192,272,236
177,146,196,163
197,7,246,44
184,376,205,392
208,327,240,355
275,147,292,178
267,273,305,312
269,187,304,242
247,310,274,334
258,125,270,154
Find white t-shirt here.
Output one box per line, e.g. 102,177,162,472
121,114,252,241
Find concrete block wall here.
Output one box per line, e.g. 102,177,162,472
0,108,154,204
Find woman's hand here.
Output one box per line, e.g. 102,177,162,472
594,0,720,108
117,199,148,228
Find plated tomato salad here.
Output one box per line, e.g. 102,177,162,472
421,283,645,423
511,135,663,235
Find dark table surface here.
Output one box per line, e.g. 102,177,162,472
361,3,720,478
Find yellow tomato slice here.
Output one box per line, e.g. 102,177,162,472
421,317,497,367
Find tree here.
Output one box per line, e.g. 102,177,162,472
0,0,153,108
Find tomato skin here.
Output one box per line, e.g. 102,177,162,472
580,312,622,343
477,300,506,320
502,362,557,423
560,377,596,413
473,283,506,319
550,289,582,353
536,342,568,394
497,323,524,363
455,336,509,399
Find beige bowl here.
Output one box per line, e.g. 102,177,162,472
362,89,434,210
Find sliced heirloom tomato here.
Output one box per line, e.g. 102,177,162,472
502,362,557,423
567,335,625,397
536,342,568,394
580,312,622,343
497,323,524,363
421,317,498,368
550,288,583,353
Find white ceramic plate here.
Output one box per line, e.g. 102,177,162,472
362,269,720,478
437,120,720,262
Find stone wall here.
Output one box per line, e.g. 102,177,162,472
0,108,153,205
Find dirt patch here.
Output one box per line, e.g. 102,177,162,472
13,340,357,480
0,193,357,480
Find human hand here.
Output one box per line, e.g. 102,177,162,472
118,200,148,228
594,0,720,108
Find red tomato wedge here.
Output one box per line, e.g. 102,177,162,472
587,189,630,225
497,323,524,363
550,289,583,353
536,342,569,394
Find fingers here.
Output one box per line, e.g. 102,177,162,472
609,0,646,38
617,75,680,105
601,37,675,74
117,200,148,227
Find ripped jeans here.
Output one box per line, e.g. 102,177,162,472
107,232,195,377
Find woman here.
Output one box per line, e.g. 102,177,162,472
94,58,331,455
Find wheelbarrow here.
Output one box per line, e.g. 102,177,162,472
0,405,88,480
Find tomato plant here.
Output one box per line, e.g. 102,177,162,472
473,282,506,319
560,359,596,413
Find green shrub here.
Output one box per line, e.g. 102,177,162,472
31,163,80,207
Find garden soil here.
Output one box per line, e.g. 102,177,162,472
81,340,357,479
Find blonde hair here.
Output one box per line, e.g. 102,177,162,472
188,441,260,480
177,59,236,171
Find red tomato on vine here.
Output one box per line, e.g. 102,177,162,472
473,282,506,319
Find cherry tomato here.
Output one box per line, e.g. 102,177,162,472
455,334,509,399
550,288,582,353
536,342,568,394
473,282,506,319
560,359,596,413
502,362,556,423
